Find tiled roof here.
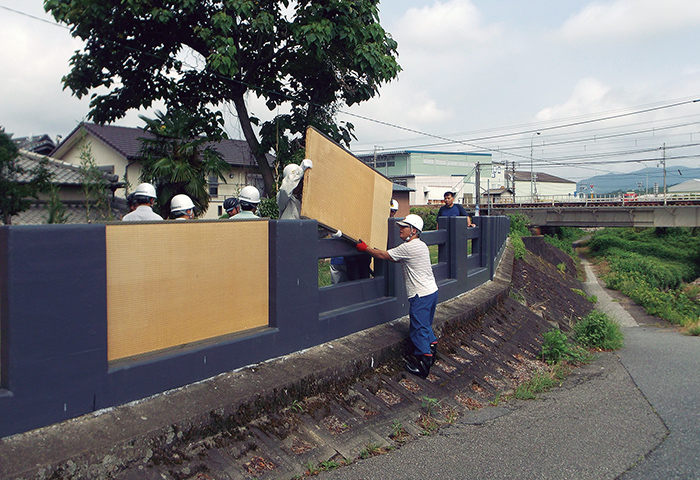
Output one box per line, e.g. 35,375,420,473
53,123,274,167
16,150,84,185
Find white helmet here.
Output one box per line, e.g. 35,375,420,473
170,194,195,213
283,164,301,179
133,182,157,198
239,185,261,204
390,199,399,211
398,213,423,233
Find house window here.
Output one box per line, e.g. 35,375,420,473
97,165,115,175
208,175,219,197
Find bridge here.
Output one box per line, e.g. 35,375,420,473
486,194,700,227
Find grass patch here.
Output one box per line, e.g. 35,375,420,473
573,311,624,350
514,372,559,400
587,227,700,326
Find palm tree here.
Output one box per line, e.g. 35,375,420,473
138,110,230,218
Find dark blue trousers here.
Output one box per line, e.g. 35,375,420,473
408,291,439,356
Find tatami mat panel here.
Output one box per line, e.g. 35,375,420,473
105,221,268,361
303,127,393,248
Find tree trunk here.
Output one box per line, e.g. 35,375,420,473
231,94,275,197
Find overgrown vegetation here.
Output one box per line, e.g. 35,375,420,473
540,311,622,367
542,226,586,256
508,213,530,259
78,135,114,222
586,227,700,328
46,185,68,224
573,310,625,350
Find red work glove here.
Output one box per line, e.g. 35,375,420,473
356,240,368,252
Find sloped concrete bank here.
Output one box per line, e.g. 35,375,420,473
1,237,590,480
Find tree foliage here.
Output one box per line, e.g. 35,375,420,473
138,110,231,218
78,133,114,222
45,0,401,195
0,131,52,225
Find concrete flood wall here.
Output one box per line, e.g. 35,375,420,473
0,215,509,438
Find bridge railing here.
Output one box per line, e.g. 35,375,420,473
0,215,509,438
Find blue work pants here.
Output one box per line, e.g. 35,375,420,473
408,291,439,356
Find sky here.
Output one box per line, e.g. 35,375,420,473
2,0,700,184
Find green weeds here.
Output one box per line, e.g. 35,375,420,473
587,228,700,327
573,311,624,350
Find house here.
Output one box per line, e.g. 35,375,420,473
50,122,274,219
10,149,126,225
13,134,57,156
513,171,577,201
355,150,499,206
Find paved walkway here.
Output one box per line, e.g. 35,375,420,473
316,259,699,480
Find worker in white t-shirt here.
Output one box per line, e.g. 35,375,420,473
356,214,438,378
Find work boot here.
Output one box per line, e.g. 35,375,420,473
405,354,432,379
430,343,438,365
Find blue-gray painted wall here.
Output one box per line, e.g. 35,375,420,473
0,215,509,438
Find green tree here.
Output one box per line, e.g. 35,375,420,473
46,184,69,224
138,110,230,218
78,134,114,222
0,130,52,225
45,0,401,196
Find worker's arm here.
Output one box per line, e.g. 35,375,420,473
356,240,395,261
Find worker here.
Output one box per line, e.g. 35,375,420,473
390,199,399,217
231,186,261,220
277,159,313,219
220,197,240,219
127,193,137,212
122,183,163,221
437,191,474,227
170,194,195,220
356,214,438,378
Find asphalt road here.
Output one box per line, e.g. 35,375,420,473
315,260,699,480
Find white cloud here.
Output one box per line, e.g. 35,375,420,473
559,0,700,42
394,0,502,51
535,78,620,120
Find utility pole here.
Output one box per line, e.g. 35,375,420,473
662,143,667,205
475,162,481,210
530,132,540,201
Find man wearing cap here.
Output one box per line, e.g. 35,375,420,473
437,191,474,227
231,185,261,220
219,197,240,219
122,183,163,221
356,214,438,378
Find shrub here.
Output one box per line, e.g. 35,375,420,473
257,196,279,219
573,311,624,350
508,213,530,259
541,329,571,364
409,206,438,231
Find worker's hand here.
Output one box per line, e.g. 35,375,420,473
301,159,313,171
468,223,476,228
332,229,343,239
356,240,368,252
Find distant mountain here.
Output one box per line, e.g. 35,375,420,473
577,167,700,194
